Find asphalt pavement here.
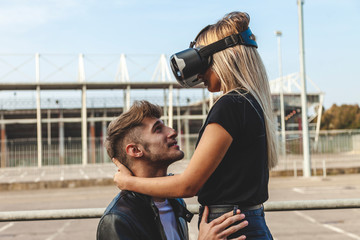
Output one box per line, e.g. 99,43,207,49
1,158,360,240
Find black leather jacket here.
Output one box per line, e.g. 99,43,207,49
97,190,193,240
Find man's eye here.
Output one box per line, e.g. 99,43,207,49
155,127,162,132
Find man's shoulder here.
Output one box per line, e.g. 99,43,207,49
103,191,149,216
97,191,159,240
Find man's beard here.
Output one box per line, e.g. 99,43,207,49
146,148,185,167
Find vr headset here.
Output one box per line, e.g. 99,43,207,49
170,27,258,88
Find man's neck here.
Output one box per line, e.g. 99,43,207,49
131,163,168,202
132,165,168,178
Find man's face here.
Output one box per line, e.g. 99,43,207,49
138,117,184,166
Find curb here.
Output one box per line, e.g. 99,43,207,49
0,178,114,191
1,167,360,191
270,166,360,177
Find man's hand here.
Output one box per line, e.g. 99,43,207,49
198,206,248,240
112,158,133,190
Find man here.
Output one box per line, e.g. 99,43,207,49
97,100,247,240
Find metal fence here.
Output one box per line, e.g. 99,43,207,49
3,137,110,167
273,129,360,176
1,129,359,172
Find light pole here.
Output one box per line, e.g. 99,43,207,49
275,30,286,157
297,0,311,177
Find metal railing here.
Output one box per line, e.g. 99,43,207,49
1,199,360,222
1,129,359,173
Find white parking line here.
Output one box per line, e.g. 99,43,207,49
0,222,14,232
294,211,316,223
322,224,360,240
45,220,72,240
294,211,360,240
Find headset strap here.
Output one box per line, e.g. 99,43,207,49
189,24,212,48
198,28,257,57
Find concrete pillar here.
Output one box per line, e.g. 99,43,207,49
123,90,127,112
1,112,6,168
81,85,88,165
125,85,131,111
59,110,65,165
163,89,168,126
209,92,214,108
184,108,190,160
176,90,182,149
78,53,87,165
35,53,42,167
47,109,51,164
90,111,96,164
314,94,324,152
47,109,51,145
36,86,42,167
168,84,173,128
102,111,107,163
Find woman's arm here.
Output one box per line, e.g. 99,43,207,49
113,122,233,198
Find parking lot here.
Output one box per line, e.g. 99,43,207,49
0,172,359,239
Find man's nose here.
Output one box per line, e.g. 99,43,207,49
167,127,178,138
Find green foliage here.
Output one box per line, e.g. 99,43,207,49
321,104,360,130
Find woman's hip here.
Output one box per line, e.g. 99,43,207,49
198,204,273,240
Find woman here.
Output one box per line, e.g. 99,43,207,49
113,11,278,239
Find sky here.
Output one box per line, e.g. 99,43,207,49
0,0,359,109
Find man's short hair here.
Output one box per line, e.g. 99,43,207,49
105,100,162,167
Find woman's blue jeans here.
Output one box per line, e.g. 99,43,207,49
199,206,273,239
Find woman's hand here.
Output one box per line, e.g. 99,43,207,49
198,206,248,240
112,158,133,190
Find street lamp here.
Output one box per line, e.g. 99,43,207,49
275,30,286,157
297,0,312,177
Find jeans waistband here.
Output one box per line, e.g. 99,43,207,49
200,204,263,214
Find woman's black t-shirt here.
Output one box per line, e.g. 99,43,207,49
196,90,269,206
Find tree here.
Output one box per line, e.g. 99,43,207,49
320,104,360,130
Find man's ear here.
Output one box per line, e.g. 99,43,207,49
125,143,143,158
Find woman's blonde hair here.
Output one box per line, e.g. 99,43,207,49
196,11,278,169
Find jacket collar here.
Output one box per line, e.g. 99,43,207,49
124,190,193,222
